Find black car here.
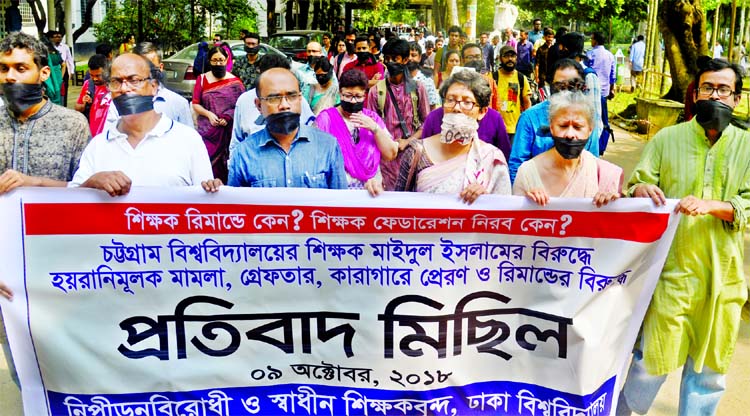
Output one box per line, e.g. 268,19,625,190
268,30,327,62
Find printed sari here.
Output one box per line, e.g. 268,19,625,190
396,138,511,196
193,75,245,182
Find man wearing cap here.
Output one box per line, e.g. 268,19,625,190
494,44,531,142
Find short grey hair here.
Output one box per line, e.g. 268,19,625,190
133,41,163,63
548,90,596,129
438,69,492,108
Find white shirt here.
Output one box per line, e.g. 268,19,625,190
70,115,213,187
55,43,74,77
103,85,194,131
713,44,724,59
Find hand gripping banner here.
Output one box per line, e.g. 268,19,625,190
0,187,679,416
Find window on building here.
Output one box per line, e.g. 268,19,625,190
20,0,33,26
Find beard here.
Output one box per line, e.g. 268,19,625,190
501,61,515,71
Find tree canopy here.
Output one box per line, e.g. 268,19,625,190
94,0,256,53
513,0,648,22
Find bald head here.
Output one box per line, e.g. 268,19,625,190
306,41,323,57
111,53,154,77
256,67,299,97
255,67,302,119
109,53,158,98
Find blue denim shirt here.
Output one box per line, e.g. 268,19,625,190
509,101,599,183
228,124,347,189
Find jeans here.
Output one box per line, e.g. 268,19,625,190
599,96,611,155
616,351,725,416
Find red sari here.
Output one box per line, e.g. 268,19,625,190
193,74,245,182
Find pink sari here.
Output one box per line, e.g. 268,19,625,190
315,107,387,184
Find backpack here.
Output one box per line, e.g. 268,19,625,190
192,41,209,76
375,79,421,137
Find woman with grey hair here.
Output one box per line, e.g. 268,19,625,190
513,90,622,206
395,70,511,203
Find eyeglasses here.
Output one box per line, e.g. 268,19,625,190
341,93,366,102
108,76,152,90
697,85,735,98
257,92,302,105
552,79,587,92
443,98,477,111
463,54,482,61
209,59,226,65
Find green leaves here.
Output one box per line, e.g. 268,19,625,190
512,0,647,22
94,0,257,54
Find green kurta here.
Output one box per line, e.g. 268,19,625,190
627,118,750,375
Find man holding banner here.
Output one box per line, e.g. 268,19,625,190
228,67,347,189
618,58,750,416
68,53,222,196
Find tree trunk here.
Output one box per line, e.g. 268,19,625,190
658,0,708,102
448,0,458,26
54,0,64,33
285,0,294,30
433,0,444,33
73,0,100,43
27,0,47,37
298,0,309,29
711,5,719,48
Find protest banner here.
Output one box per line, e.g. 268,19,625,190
0,187,679,415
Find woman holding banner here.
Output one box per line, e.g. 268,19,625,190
512,90,622,206
395,70,511,203
314,69,397,195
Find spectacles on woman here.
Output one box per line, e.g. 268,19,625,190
443,98,477,111
341,93,366,102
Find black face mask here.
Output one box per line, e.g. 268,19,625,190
315,71,332,86
265,111,300,135
2,82,44,115
356,52,373,63
695,99,735,138
406,61,421,72
552,135,588,159
465,60,484,72
340,100,363,114
385,62,405,77
244,45,260,55
210,65,227,78
112,93,154,116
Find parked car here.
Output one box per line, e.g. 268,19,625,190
161,40,288,99
267,30,327,62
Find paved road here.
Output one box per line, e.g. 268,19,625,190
1,124,748,414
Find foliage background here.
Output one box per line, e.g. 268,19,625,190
94,0,257,54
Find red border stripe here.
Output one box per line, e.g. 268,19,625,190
23,203,669,243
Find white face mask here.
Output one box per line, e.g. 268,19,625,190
440,112,479,145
